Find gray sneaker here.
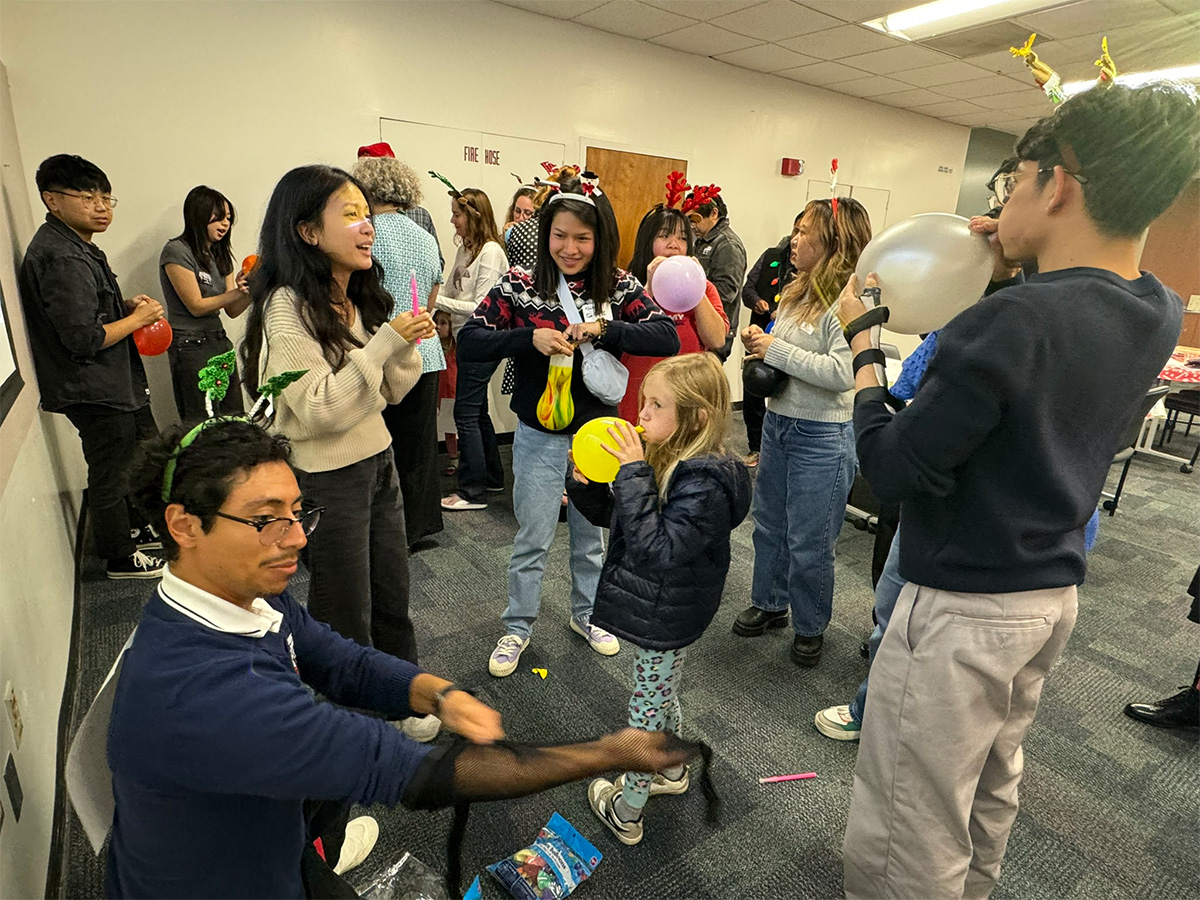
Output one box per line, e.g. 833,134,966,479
616,766,690,797
570,616,620,656
587,777,643,845
488,634,530,677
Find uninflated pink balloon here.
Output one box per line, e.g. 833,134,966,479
651,256,706,314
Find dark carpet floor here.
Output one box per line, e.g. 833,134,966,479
56,419,1200,899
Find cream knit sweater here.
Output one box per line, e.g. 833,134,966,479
260,287,421,473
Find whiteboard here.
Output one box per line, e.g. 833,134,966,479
378,118,566,268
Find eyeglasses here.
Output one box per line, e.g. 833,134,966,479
987,167,1088,207
215,506,324,546
48,189,118,209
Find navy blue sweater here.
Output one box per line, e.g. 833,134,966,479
106,589,432,899
854,267,1181,593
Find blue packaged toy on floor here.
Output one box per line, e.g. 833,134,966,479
486,813,602,900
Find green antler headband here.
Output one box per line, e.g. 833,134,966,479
160,353,308,502
429,170,461,198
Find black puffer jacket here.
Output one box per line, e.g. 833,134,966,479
568,456,752,651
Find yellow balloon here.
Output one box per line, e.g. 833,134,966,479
572,417,639,483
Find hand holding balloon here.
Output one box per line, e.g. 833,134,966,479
604,418,644,465
571,417,645,483
128,297,164,328
968,216,1024,282
133,316,172,356
835,273,880,328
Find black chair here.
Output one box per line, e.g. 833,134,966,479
1101,385,1171,515
1157,389,1200,475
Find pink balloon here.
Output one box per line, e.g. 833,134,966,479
651,256,706,313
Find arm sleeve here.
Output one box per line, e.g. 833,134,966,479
565,477,615,528
262,291,410,435
707,240,746,313
381,337,423,404
762,313,853,393
600,276,680,357
32,256,108,357
854,298,1038,505
456,273,536,361
741,250,768,309
436,243,508,318
610,462,726,569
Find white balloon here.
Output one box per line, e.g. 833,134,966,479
854,213,993,335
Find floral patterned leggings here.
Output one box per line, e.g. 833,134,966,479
621,645,687,810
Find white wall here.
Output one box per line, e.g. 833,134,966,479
1,0,970,430
0,60,86,900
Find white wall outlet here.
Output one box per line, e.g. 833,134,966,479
3,682,22,750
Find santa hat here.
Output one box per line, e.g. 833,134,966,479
357,142,395,159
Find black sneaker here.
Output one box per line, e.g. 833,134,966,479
107,550,166,580
130,524,163,551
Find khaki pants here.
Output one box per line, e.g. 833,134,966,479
843,581,1078,899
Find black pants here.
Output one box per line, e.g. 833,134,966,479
62,403,158,562
168,331,244,424
453,358,504,503
295,447,416,663
742,389,766,453
383,371,443,546
300,800,358,898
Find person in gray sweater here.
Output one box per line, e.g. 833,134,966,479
732,197,872,666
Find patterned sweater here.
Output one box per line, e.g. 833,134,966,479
457,268,679,434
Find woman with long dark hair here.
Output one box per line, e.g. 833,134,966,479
458,188,679,677
733,197,872,668
241,165,438,739
618,205,727,422
436,187,508,512
159,186,251,419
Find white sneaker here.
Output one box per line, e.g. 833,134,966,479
332,815,378,875
399,714,442,742
570,617,620,656
814,704,862,741
616,766,690,797
488,634,530,677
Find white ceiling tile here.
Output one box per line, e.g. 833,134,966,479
714,41,821,70
797,0,920,22
893,60,996,87
908,99,992,118
573,0,698,37
492,0,611,17
933,73,1028,99
991,88,1056,110
709,0,843,40
777,23,907,58
1101,22,1200,71
842,43,950,73
776,60,872,84
945,111,996,126
1159,0,1200,13
642,0,763,20
649,21,764,54
965,48,1028,75
835,73,914,96
880,86,949,107
1016,0,1176,39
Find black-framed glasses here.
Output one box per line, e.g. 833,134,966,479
47,189,118,209
987,167,1088,207
215,506,324,545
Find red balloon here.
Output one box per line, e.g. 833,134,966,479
241,254,259,276
133,318,173,356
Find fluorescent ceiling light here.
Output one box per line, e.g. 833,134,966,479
864,0,1065,42
1062,63,1200,95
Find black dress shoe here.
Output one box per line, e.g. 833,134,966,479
791,634,824,667
1124,687,1200,728
732,606,789,636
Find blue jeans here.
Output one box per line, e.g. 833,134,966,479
503,422,604,639
453,358,504,502
750,411,856,637
849,524,906,724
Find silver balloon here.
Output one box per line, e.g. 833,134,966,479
854,213,993,335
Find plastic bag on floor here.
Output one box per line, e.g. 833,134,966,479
357,851,450,900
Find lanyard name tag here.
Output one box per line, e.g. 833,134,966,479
580,300,596,322
800,321,815,335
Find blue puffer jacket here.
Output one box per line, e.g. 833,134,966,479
568,455,752,651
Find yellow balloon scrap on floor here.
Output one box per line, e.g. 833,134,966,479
532,668,548,679
537,354,575,430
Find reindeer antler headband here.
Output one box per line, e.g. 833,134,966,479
682,184,721,215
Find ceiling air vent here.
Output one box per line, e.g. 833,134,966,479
918,20,1052,60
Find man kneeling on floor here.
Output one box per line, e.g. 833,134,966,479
106,418,694,898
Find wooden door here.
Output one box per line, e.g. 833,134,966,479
585,147,687,271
